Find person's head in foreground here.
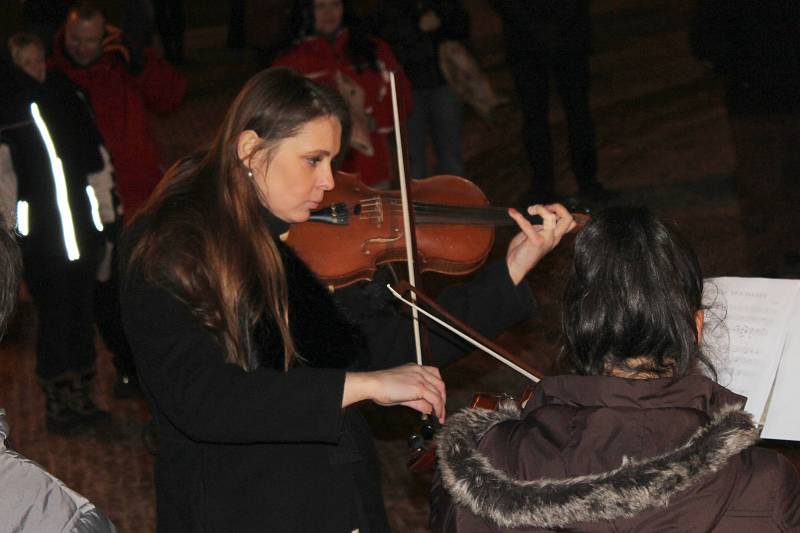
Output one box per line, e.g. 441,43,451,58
561,204,714,379
433,205,800,533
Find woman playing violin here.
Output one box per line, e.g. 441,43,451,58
120,67,574,532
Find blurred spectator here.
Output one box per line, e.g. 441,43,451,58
375,0,469,179
274,0,411,188
691,0,800,278
0,212,116,532
48,0,187,218
0,33,117,435
489,0,612,206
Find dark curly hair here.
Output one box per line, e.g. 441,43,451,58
561,206,715,379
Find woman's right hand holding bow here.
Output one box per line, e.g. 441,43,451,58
343,364,446,423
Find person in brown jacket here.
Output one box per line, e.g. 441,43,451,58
432,205,800,532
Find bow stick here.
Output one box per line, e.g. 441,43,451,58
388,71,543,385
389,71,425,367
388,282,543,382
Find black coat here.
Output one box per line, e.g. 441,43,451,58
120,217,536,533
0,66,109,260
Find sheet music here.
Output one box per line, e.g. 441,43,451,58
761,294,800,440
702,277,800,427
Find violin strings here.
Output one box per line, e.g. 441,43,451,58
358,197,385,224
384,199,512,225
351,198,517,226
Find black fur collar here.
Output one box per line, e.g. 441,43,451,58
436,400,758,529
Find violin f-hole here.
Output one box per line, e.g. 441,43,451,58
361,231,402,255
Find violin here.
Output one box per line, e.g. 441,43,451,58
285,171,589,289
288,71,581,474
285,169,583,469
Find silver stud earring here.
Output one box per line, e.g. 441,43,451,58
246,169,253,178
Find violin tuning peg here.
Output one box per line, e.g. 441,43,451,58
407,432,425,450
421,421,437,440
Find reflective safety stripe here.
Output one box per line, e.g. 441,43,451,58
30,103,80,261
85,185,104,231
16,201,29,236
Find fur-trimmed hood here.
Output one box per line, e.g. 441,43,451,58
436,377,759,530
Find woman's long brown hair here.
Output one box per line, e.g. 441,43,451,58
129,68,350,371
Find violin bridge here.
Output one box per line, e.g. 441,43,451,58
307,203,349,225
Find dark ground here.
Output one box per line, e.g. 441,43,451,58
1,1,795,531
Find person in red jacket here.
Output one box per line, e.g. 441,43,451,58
49,0,187,219
273,0,412,188
48,0,187,397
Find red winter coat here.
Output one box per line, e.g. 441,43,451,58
49,32,186,218
274,30,412,186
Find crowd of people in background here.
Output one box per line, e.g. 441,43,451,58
1,0,186,438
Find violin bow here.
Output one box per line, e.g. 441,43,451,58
388,72,543,385
389,71,426,367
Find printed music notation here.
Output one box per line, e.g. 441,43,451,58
729,323,769,340
703,277,800,441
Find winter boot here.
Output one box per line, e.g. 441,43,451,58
41,375,92,436
72,370,113,428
